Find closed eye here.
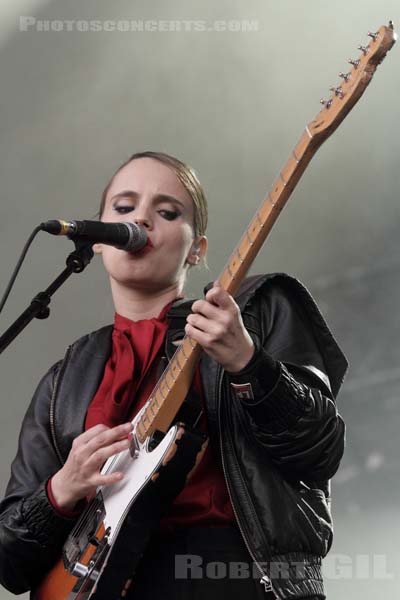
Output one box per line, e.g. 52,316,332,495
113,205,134,214
158,209,180,221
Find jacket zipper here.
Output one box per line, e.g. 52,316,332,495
49,345,72,466
217,371,278,598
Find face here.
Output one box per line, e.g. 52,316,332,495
98,157,205,294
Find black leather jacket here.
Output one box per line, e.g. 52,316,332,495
0,274,347,599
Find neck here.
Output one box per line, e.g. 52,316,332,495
110,279,184,321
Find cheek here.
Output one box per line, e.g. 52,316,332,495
174,224,194,253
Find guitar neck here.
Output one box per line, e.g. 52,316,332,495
219,127,322,296
134,22,396,442
135,127,320,442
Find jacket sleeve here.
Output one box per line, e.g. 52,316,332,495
227,283,346,482
0,363,78,594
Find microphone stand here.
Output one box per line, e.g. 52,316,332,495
0,240,94,354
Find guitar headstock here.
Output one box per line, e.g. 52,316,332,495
308,22,397,139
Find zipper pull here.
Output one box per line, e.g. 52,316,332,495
260,575,277,598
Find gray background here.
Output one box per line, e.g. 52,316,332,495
0,1,399,598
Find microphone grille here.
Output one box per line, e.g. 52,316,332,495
123,222,148,252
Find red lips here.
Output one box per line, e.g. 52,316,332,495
130,237,154,256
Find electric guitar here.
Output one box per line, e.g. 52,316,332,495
34,22,396,600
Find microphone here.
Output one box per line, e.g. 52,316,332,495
40,220,147,252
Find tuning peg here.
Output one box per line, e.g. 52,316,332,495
358,44,370,55
339,72,351,82
367,31,379,41
348,58,360,68
330,85,344,98
320,99,332,108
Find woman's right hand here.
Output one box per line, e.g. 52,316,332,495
50,422,133,511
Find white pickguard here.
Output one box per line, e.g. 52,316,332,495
99,416,179,545
66,413,181,599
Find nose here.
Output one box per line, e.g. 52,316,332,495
134,216,151,229
130,198,153,229
132,208,152,229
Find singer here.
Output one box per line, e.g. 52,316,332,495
0,151,346,600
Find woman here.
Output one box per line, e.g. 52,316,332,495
0,151,347,600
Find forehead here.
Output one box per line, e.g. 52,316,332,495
106,157,194,209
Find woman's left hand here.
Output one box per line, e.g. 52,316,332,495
185,281,255,372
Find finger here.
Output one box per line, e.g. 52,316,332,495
88,437,132,468
185,323,215,349
186,312,226,337
205,284,235,309
84,422,133,454
96,471,125,487
74,424,110,446
190,299,222,320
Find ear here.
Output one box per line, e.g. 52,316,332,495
93,243,103,254
186,236,207,266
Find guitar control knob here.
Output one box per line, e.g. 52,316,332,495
71,562,89,578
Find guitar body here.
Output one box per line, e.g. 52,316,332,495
34,420,206,600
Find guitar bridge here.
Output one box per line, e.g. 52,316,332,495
62,493,106,571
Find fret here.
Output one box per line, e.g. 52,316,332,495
228,253,242,274
167,367,176,383
175,352,184,370
272,180,283,198
165,369,175,388
305,125,313,139
226,262,235,280
141,411,150,426
188,336,196,349
180,344,189,361
135,420,146,440
292,149,300,164
154,389,164,408
138,418,148,435
280,172,287,187
246,230,254,246
158,384,166,400
249,219,261,240
281,159,296,183
294,132,309,158
160,380,169,399
236,246,244,263
145,405,154,427
142,408,153,432
256,211,263,227
170,361,180,378
235,238,249,268
258,200,272,221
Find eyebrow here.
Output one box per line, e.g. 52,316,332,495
110,190,186,209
